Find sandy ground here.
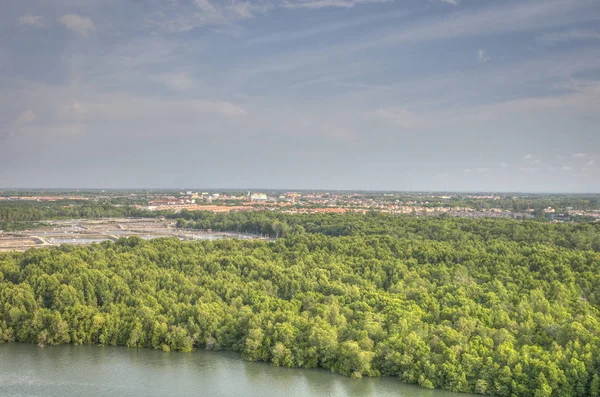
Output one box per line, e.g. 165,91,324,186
0,218,271,252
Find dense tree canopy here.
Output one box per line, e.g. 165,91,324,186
1,214,599,396
0,201,152,231
173,211,600,252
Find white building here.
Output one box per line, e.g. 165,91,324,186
251,193,268,202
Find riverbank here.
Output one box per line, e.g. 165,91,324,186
0,343,472,397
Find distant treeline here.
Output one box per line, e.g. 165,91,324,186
420,196,600,212
0,201,153,231
1,214,599,396
172,211,600,252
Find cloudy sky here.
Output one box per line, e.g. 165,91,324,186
1,0,600,191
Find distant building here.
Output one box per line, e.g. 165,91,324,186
251,193,268,202
551,213,571,222
286,192,301,202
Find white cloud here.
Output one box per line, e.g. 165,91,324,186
320,122,354,140
19,15,45,28
148,1,270,32
372,107,423,129
572,152,586,158
332,0,600,59
15,109,38,124
71,100,85,115
148,0,597,47
89,96,248,120
477,49,490,63
368,80,600,144
537,29,600,46
13,123,88,137
60,14,95,37
441,0,458,6
58,100,87,121
282,0,390,9
247,9,408,46
230,2,255,18
4,110,38,138
194,0,217,13
476,167,489,173
361,76,600,160
561,166,573,171
532,159,543,165
500,162,508,167
155,72,196,91
586,159,596,167
2,82,248,143
193,100,248,117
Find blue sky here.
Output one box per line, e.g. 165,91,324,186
1,0,600,191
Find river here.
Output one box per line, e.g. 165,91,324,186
0,343,471,397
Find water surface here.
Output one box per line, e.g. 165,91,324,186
0,344,471,397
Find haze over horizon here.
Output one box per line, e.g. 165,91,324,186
1,187,600,195
1,0,599,192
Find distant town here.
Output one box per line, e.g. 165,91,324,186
2,189,600,222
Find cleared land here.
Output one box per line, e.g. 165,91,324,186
0,218,270,252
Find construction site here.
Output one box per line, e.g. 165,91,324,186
0,218,271,252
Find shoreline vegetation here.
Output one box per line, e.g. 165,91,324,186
1,213,599,396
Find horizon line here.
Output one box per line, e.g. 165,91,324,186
1,187,600,195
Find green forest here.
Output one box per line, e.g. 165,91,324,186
171,210,600,251
1,213,599,396
0,201,151,231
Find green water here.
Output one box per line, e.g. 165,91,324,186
0,343,472,397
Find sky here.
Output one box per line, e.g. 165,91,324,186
1,0,600,192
